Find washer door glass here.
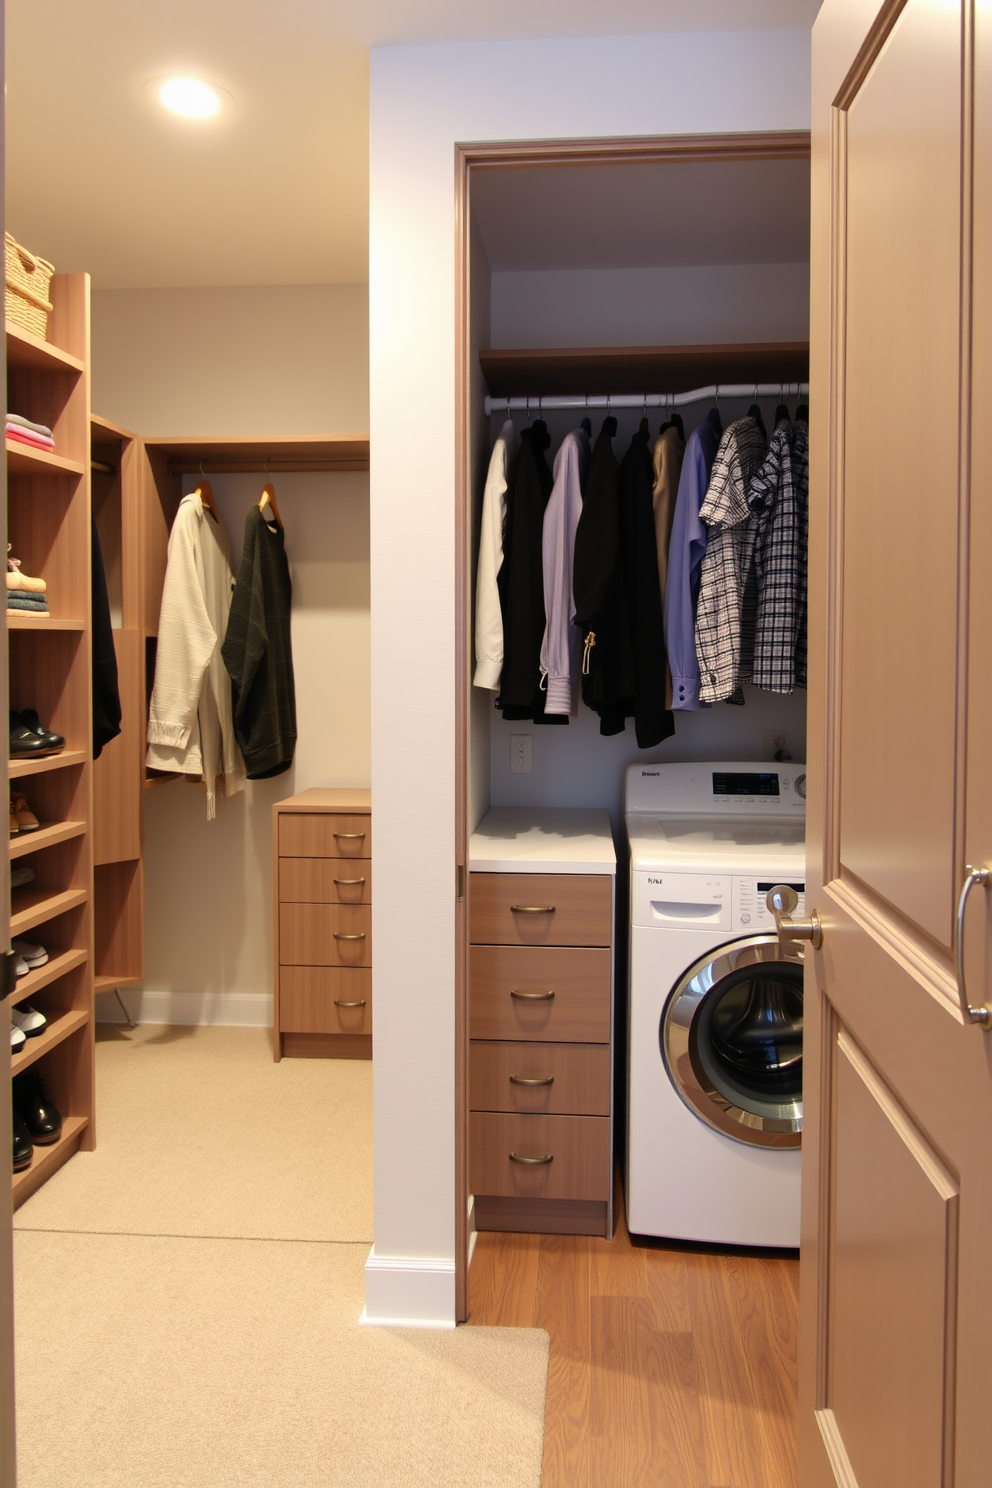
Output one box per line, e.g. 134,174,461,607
661,934,803,1149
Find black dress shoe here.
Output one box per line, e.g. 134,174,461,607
12,1112,32,1173
9,712,59,758
13,1070,62,1146
16,710,65,752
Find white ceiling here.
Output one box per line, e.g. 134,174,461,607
5,0,822,290
473,158,811,273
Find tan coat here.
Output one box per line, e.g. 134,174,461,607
652,426,685,708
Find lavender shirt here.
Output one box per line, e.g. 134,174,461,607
663,408,722,709
539,427,589,714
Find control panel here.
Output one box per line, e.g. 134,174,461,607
733,879,806,930
626,760,807,816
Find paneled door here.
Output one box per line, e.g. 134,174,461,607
804,3,992,1486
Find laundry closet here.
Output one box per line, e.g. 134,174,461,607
457,140,812,1260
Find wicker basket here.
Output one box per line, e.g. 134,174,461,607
5,233,55,339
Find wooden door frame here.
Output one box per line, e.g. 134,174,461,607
453,127,812,1320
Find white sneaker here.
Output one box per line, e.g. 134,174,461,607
11,1004,46,1038
9,1019,25,1052
11,939,47,969
9,865,35,889
13,954,28,978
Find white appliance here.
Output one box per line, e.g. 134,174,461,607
625,760,807,1247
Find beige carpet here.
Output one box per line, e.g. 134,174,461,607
12,1023,549,1487
14,1232,548,1488
14,1024,373,1241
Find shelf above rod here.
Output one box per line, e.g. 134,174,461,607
485,382,810,416
165,457,367,476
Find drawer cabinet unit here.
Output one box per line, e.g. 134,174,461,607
273,788,372,1061
468,807,616,1239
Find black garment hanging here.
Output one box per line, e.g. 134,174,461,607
572,417,634,735
91,517,121,759
496,421,565,724
620,427,675,749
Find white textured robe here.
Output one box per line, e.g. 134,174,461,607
146,493,246,818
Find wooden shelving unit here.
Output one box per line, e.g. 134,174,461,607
6,276,95,1205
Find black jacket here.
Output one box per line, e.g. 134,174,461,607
572,417,633,735
620,426,675,749
91,518,121,759
221,506,297,779
497,421,565,725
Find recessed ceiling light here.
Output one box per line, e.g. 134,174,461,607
158,78,223,119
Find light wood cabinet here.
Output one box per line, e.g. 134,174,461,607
6,281,97,1206
468,807,616,1239
273,788,371,1060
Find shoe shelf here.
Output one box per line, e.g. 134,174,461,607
6,321,85,376
4,949,88,1007
9,750,87,780
11,887,88,938
5,442,86,478
9,820,87,860
11,1009,89,1077
13,1115,89,1208
6,618,86,632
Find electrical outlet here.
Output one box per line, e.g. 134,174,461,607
510,733,532,775
764,731,791,762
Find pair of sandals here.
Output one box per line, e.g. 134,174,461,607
9,710,64,758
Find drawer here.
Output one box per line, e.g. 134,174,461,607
470,1040,610,1116
470,946,611,1042
279,904,371,967
280,858,372,905
278,813,371,859
470,1112,611,1202
280,967,372,1035
470,873,612,947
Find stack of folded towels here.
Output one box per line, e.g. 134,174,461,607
7,552,48,619
6,413,55,452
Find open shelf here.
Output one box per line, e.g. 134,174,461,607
6,440,85,477
12,1115,89,1208
11,1009,89,1076
9,820,86,859
145,434,370,475
4,949,88,1007
9,749,87,780
94,973,142,994
6,320,85,375
11,886,88,937
6,617,84,631
479,341,811,397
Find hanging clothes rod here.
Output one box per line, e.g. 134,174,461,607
484,381,810,417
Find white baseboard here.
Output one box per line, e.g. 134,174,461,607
361,1246,456,1328
95,988,273,1028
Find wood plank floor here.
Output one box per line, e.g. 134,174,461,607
467,1173,799,1488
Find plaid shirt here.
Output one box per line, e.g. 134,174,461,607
748,418,799,692
792,418,809,688
695,417,767,703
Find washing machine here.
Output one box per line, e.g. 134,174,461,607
625,760,806,1247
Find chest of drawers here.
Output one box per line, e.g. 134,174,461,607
468,808,616,1239
273,787,372,1061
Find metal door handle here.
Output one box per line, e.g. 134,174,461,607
334,932,366,941
509,1152,553,1165
765,884,822,951
509,1073,554,1086
333,998,367,1008
334,832,365,840
510,904,555,914
955,866,991,1027
510,988,555,1001
333,877,366,886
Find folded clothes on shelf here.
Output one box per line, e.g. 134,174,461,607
6,413,55,450
7,593,49,610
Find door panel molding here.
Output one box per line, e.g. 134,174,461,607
828,873,959,1016
815,1408,861,1488
833,0,910,110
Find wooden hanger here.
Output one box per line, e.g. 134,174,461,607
194,469,220,524
259,481,283,530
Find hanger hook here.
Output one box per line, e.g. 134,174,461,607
199,458,206,478
265,456,271,478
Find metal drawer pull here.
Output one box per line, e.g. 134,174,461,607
334,932,366,941
509,1152,554,1165
509,1073,554,1086
334,998,367,1008
955,866,992,1027
333,877,366,886
510,988,555,1001
334,831,366,839
510,903,555,914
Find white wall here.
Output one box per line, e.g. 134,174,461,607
91,284,369,436
369,27,812,1325
90,285,371,1028
491,263,810,348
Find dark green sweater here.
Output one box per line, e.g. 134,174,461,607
222,507,296,778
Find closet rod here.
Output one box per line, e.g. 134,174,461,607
165,458,360,476
484,381,810,416
91,458,115,476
